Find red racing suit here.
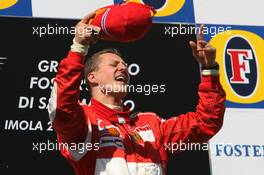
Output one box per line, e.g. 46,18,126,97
48,51,226,175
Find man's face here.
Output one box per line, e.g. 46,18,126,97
92,53,130,97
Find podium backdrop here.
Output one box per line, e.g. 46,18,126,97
0,1,264,175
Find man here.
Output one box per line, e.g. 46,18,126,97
48,12,226,175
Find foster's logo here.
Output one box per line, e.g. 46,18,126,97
225,36,257,97
210,29,264,105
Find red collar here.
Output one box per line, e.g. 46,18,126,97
89,98,132,124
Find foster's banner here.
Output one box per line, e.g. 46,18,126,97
205,25,264,108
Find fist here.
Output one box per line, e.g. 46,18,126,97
74,12,101,45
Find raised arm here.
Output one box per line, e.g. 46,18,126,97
161,25,226,154
47,12,100,144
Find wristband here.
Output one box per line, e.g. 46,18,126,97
201,69,219,76
70,39,90,56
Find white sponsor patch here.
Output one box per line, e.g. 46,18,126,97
138,130,155,142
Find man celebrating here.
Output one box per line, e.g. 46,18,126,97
48,12,226,175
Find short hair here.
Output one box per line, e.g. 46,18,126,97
84,48,123,89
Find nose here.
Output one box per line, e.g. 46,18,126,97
117,62,127,72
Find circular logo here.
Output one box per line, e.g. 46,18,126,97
130,0,185,17
225,36,258,97
210,30,264,104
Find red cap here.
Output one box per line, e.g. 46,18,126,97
89,1,156,42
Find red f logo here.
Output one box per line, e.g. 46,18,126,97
227,49,253,84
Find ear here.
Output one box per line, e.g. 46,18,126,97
87,72,98,85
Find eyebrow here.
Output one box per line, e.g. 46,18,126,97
111,60,128,66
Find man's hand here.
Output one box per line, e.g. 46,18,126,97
74,12,101,45
189,25,217,67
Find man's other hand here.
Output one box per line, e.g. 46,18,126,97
74,12,101,45
189,25,217,67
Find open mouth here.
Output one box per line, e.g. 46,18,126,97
115,75,128,84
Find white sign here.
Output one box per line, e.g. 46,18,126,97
209,108,264,175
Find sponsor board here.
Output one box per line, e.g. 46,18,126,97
209,108,264,175
205,25,264,108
